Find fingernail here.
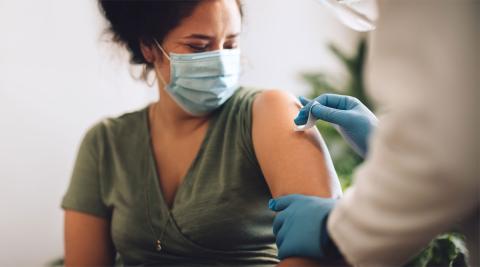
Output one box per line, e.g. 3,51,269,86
268,199,276,210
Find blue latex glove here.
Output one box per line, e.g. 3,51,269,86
295,94,377,158
268,194,337,260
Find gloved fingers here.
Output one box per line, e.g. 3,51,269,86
294,99,315,125
272,210,288,236
268,194,301,212
275,221,290,253
294,110,309,126
275,232,284,256
298,96,312,106
318,94,359,110
310,103,350,125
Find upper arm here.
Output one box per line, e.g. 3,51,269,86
252,90,342,266
252,90,342,199
64,210,115,267
63,123,115,265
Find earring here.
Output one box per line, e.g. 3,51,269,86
141,64,149,80
142,64,157,87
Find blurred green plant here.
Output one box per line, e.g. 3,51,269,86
407,233,469,267
302,39,370,191
301,38,468,267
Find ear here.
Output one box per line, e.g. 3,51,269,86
140,40,158,64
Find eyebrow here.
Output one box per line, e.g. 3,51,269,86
184,33,241,40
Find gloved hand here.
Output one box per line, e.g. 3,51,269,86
268,194,337,260
295,94,378,158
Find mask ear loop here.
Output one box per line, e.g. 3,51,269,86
153,39,171,61
153,39,170,86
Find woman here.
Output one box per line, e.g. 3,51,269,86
62,0,342,266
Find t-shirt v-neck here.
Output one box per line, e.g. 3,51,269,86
144,104,219,213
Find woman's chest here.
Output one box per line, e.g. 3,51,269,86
106,152,275,261
151,128,208,208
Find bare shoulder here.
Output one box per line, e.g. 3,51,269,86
251,89,341,198
253,89,298,114
253,89,296,104
252,89,300,134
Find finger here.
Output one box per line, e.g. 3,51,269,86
298,96,312,106
294,110,309,125
294,100,315,125
318,94,358,110
272,211,288,236
310,103,350,125
275,221,290,252
269,194,300,212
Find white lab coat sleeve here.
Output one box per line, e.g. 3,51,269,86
327,1,479,267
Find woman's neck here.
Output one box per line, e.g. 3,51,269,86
150,86,210,136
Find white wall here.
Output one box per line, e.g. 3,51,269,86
241,0,359,94
0,0,358,265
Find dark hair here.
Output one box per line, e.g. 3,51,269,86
98,0,243,70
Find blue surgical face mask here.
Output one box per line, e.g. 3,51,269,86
154,39,241,116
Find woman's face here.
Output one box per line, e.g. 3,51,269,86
152,0,242,85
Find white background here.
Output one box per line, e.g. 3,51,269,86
0,0,358,265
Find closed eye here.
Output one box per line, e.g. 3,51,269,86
224,42,238,49
187,44,208,53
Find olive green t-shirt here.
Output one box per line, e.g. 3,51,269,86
61,87,279,266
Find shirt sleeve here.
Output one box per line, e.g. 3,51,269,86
327,1,479,266
61,122,110,218
237,88,262,167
